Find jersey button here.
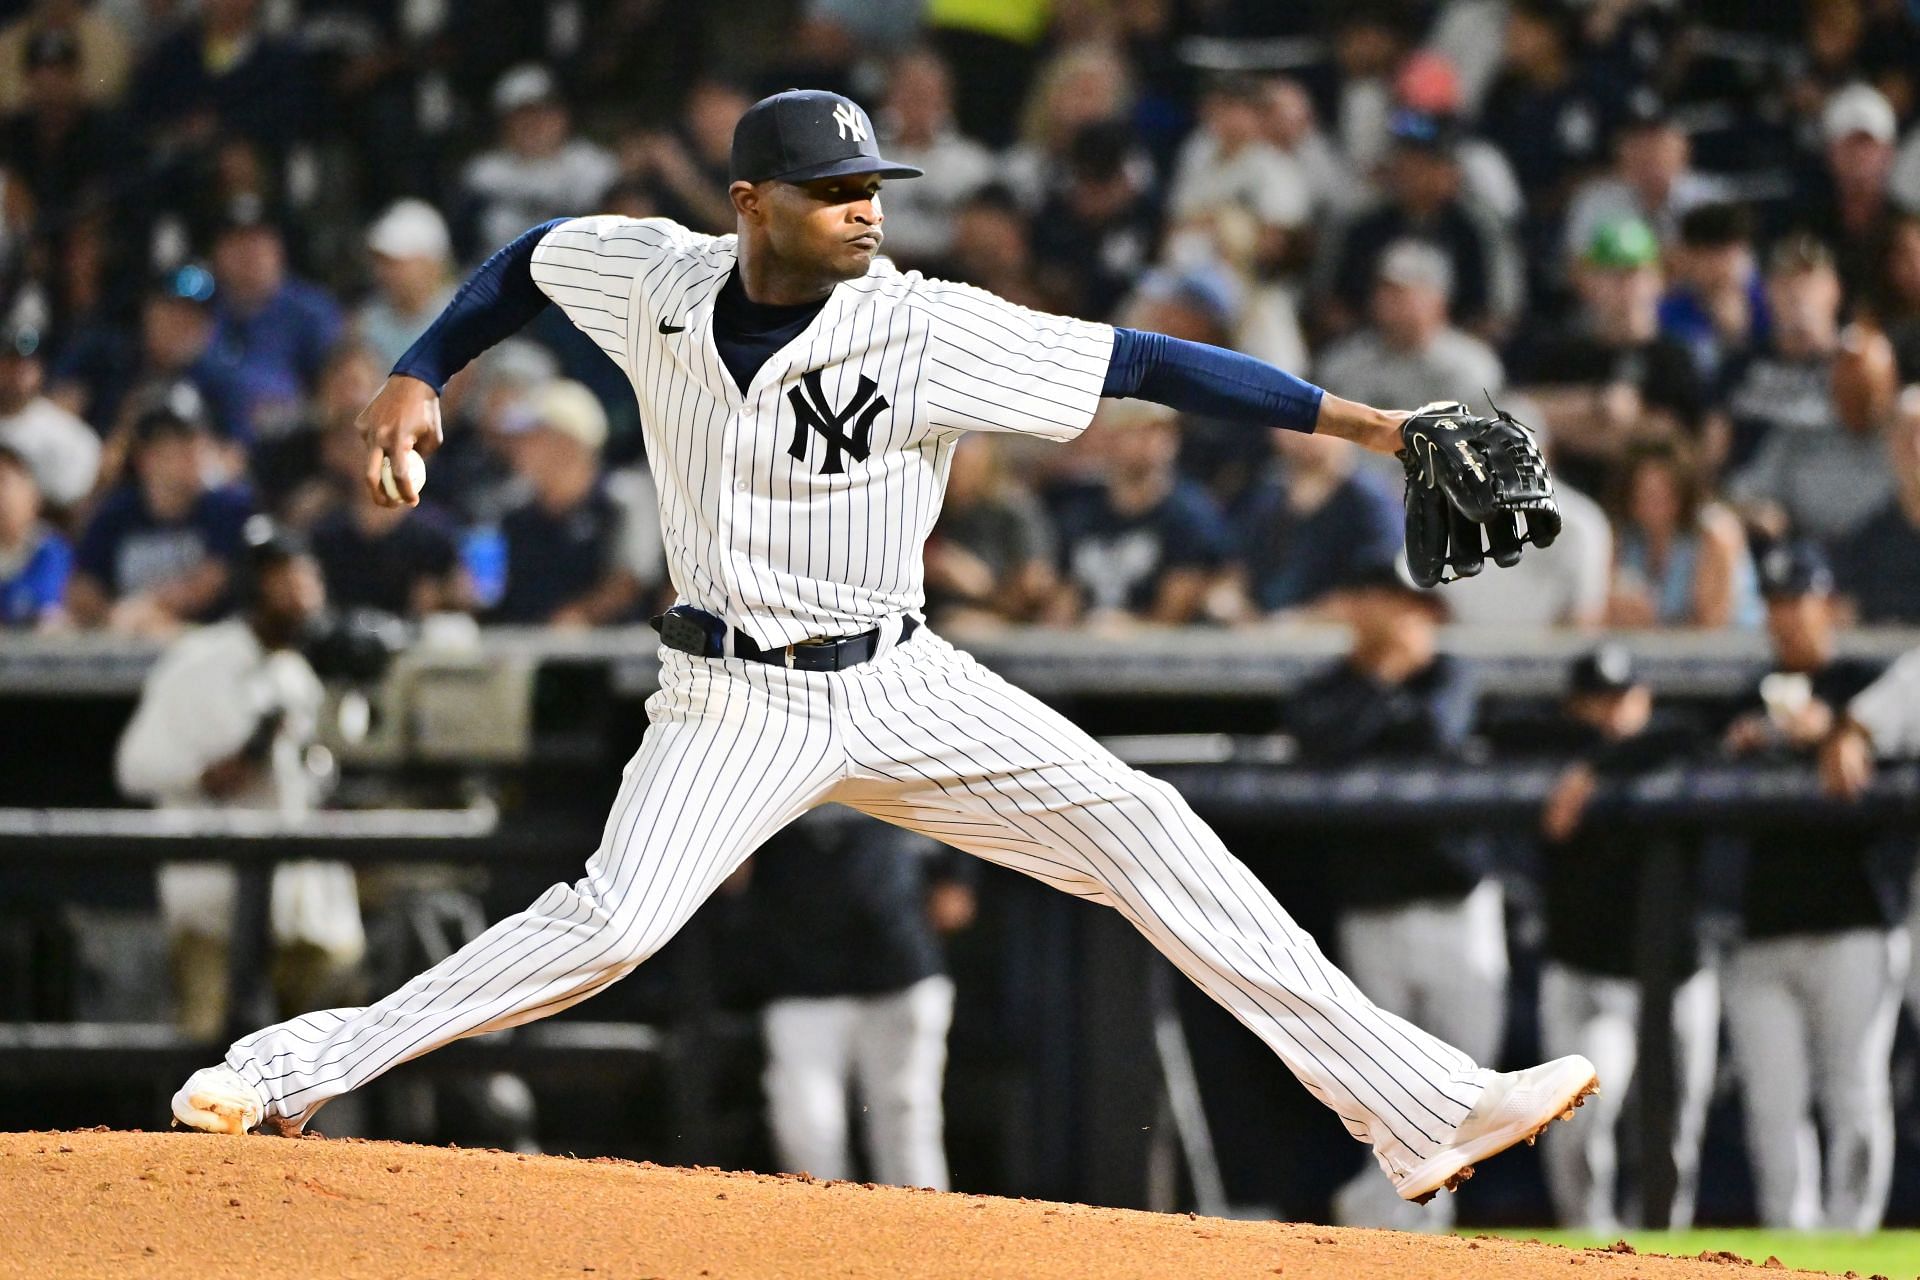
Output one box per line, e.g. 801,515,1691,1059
733,479,746,492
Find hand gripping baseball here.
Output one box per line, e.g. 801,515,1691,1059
1398,398,1561,589
359,374,445,508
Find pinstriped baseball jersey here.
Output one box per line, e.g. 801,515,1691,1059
529,215,1115,649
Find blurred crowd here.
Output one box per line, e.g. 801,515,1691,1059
1,0,1920,637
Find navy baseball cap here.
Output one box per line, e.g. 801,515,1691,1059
730,89,923,185
1757,540,1834,600
1569,645,1639,696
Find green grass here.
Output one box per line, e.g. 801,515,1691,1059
1472,1229,1920,1276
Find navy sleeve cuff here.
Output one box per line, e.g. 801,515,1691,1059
1102,327,1324,433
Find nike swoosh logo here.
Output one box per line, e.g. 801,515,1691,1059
658,319,686,334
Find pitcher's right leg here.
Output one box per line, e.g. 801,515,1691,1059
178,653,845,1134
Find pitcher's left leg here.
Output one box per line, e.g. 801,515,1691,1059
838,633,1593,1196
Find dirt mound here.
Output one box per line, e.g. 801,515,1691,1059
1,1131,1832,1279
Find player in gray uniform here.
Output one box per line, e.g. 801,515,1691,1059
170,89,1594,1206
1722,543,1904,1230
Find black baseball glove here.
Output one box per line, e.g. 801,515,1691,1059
1399,399,1561,589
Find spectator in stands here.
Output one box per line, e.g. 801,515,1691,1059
1606,439,1761,630
1443,422,1613,629
731,810,974,1191
1230,429,1400,617
1884,214,1920,382
1722,541,1903,1232
50,263,249,447
1322,4,1411,181
1320,108,1519,340
0,0,129,114
428,339,549,531
614,78,745,236
493,379,643,628
114,517,364,1042
1044,400,1235,629
924,433,1056,631
463,64,617,251
1722,236,1848,470
1518,218,1708,482
1392,51,1522,229
1732,324,1899,547
1031,124,1156,321
1003,41,1134,210
1658,203,1768,385
126,0,309,155
871,49,994,270
1563,89,1721,268
0,27,118,229
67,386,253,634
355,200,456,372
940,1,1074,153
1256,77,1353,222
0,441,69,627
1837,385,1920,624
1315,238,1504,419
1795,83,1904,309
1166,75,1309,278
0,309,98,517
209,213,345,440
936,186,1057,314
1479,0,1609,237
1284,558,1501,1232
309,424,466,621
1535,647,1716,1233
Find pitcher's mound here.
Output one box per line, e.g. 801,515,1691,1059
3,1130,1816,1278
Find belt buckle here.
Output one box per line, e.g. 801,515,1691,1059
783,644,797,669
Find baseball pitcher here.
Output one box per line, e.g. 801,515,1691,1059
172,90,1590,1206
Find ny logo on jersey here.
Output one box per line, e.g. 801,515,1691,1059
787,370,888,475
832,102,868,142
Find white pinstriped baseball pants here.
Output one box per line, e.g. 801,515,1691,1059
226,625,1487,1178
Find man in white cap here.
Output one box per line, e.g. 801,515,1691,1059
493,379,654,627
356,200,457,371
1799,82,1903,305
462,65,617,250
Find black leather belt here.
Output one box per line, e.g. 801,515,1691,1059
651,605,919,672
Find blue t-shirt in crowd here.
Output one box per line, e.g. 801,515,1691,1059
49,325,252,443
1050,478,1233,614
0,525,72,626
1232,466,1403,612
492,485,627,624
211,279,344,430
1836,501,1920,624
75,483,253,607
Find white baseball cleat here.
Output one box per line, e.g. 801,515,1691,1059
1394,1054,1598,1203
171,1065,266,1136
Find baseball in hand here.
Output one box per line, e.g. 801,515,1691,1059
380,452,427,502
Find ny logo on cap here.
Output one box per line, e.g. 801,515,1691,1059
832,102,868,143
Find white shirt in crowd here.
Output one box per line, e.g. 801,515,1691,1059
1439,482,1613,628
1851,648,1920,759
871,128,997,265
463,141,620,254
0,396,100,509
115,619,363,960
1168,133,1311,231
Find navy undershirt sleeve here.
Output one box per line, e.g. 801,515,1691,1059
1101,327,1325,433
391,218,566,393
